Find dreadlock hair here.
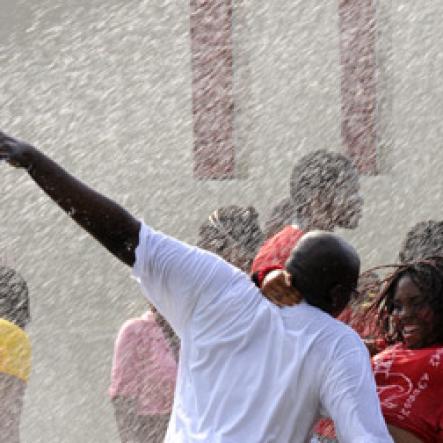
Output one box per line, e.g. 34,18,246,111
197,205,264,271
0,266,30,329
369,258,443,346
399,220,443,263
289,150,358,221
350,270,382,312
338,270,382,343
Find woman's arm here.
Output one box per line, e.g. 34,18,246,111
0,373,26,443
388,425,423,443
0,132,140,266
112,396,139,443
113,397,169,443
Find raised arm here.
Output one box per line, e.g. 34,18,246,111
0,132,140,266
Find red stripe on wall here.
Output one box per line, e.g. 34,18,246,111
190,0,235,179
339,0,378,175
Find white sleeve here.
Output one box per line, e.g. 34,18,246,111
320,336,393,443
132,222,243,337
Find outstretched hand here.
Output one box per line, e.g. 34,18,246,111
0,132,35,168
261,269,303,307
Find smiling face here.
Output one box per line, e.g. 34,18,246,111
392,275,439,349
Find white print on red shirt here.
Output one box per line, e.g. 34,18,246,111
374,346,439,422
429,348,443,368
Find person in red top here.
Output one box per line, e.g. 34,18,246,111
370,259,443,442
252,150,363,277
314,258,443,443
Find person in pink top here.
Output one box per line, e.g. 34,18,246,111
110,308,178,443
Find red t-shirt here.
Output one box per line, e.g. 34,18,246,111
251,225,304,273
373,343,443,442
314,344,443,443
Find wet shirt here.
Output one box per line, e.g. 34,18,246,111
109,312,177,415
251,225,304,273
373,343,443,442
132,222,393,443
0,318,31,382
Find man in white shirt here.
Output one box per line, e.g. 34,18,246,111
0,132,393,442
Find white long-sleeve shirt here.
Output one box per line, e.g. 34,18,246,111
132,222,393,443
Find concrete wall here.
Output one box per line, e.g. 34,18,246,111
0,1,442,441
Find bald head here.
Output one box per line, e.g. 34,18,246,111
285,231,360,316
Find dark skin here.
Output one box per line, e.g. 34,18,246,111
391,275,439,349
0,132,140,266
284,230,360,317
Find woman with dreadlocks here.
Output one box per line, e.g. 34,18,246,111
313,258,443,443
370,259,443,442
0,265,31,443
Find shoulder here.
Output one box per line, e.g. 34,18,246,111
118,316,148,333
115,316,155,346
0,318,31,352
0,319,31,382
318,312,369,358
268,225,303,243
292,304,367,356
0,318,28,337
374,344,443,369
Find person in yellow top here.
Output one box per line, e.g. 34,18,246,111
0,266,31,443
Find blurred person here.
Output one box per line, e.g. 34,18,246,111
110,306,178,443
262,197,295,240
0,266,31,443
251,150,363,276
110,205,262,442
197,205,264,272
0,132,393,442
399,220,443,263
